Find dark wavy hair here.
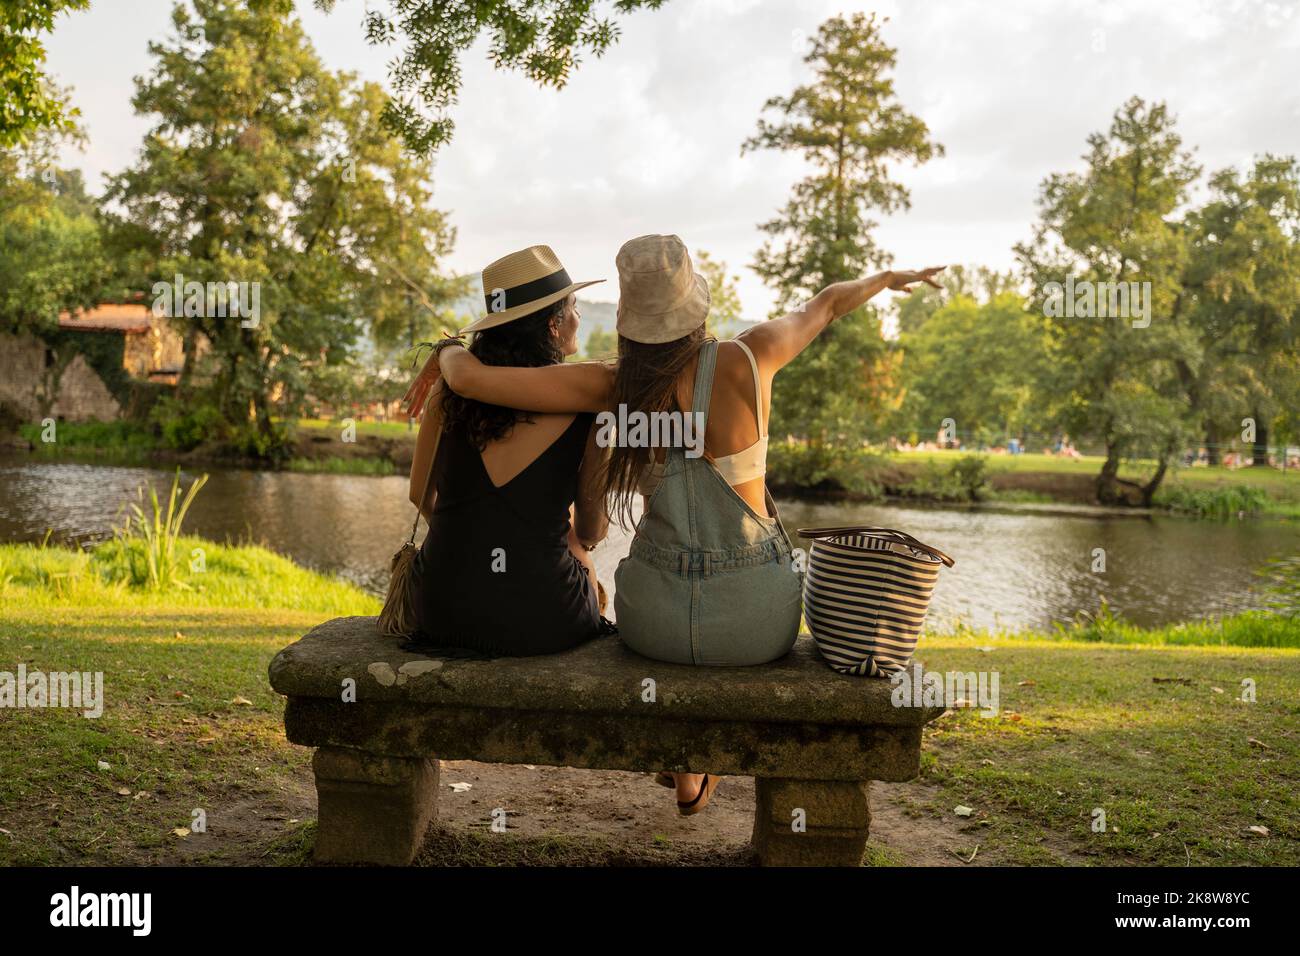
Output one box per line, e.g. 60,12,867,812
440,299,566,450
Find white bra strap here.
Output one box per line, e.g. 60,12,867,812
732,338,766,437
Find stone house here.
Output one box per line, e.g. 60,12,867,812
0,303,192,424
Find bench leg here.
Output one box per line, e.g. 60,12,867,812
752,777,871,866
311,746,438,865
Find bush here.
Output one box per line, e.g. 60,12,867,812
150,395,223,451
1155,484,1270,518
899,455,990,502
108,469,209,588
766,441,885,497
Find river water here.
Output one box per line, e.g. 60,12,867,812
1,459,1295,632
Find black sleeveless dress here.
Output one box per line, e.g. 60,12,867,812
410,412,604,657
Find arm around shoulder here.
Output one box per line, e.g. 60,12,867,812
440,345,615,413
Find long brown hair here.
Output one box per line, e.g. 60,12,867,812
601,326,713,529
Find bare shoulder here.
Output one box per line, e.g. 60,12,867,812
731,322,784,369
714,337,746,374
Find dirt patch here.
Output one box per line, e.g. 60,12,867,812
289,430,413,470
167,774,320,866
988,470,1098,504
180,761,1031,866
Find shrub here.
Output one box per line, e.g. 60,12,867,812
109,469,209,588
1155,484,1270,518
766,441,885,497
150,395,223,451
899,455,989,502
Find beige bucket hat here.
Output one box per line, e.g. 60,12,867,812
615,234,711,344
461,245,604,335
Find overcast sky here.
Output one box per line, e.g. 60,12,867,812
45,0,1300,318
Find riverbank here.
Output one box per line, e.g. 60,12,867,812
11,419,411,477
13,419,1298,517
1,539,1296,866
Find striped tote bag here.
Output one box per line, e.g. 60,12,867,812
798,527,954,676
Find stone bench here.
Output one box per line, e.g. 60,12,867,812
268,616,945,866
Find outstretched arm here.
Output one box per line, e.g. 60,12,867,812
738,267,945,374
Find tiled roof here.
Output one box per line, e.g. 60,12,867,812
58,303,154,333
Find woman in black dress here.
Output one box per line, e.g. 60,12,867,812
406,246,611,656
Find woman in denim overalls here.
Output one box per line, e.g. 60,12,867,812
612,334,802,667
411,235,944,813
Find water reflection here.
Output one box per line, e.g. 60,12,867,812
1,459,1294,632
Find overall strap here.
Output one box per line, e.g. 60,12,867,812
690,339,719,424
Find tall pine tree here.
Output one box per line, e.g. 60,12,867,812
742,13,942,444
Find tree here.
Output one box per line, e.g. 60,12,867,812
316,0,665,155
742,13,942,443
1181,156,1300,466
583,327,616,361
0,127,114,419
0,0,88,146
895,290,1049,448
893,265,1018,337
105,0,463,456
695,249,744,337
0,128,107,337
1017,97,1201,505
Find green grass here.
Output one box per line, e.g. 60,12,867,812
914,629,1300,866
18,420,157,464
985,489,1057,505
897,448,1300,509
0,539,378,865
1,539,1296,866
11,418,414,473
18,420,155,451
938,603,1300,649
293,418,414,440
0,539,376,615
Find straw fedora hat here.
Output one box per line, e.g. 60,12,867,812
615,234,711,344
461,245,604,335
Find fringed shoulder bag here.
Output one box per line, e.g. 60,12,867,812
377,372,447,639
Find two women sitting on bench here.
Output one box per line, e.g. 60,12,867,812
403,235,942,813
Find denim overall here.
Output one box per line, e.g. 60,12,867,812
613,340,804,666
